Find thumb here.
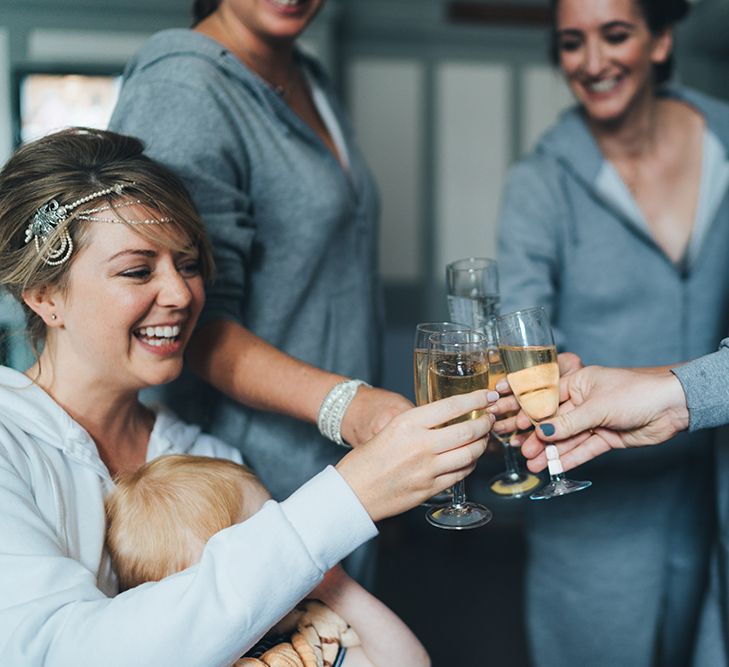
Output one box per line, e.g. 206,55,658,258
537,403,600,441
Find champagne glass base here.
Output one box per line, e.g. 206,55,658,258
425,502,492,530
489,471,542,499
530,478,591,501
420,488,454,507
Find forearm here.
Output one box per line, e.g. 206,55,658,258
319,576,429,667
187,319,345,423
672,340,729,431
187,319,413,447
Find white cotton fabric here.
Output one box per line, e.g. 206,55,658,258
0,365,377,667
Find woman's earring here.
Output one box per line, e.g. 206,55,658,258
50,314,57,321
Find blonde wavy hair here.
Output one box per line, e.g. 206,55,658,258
105,454,269,590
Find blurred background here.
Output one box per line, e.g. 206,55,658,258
1,0,729,663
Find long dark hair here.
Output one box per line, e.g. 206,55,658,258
191,0,221,27
549,0,691,85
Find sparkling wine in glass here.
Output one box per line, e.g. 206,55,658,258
425,330,492,529
414,323,470,506
486,349,543,498
496,307,591,500
446,257,540,498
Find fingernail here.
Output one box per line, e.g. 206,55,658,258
495,380,508,392
486,391,499,403
540,423,555,436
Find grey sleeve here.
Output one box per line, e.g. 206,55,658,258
672,338,729,431
497,158,566,347
110,77,254,327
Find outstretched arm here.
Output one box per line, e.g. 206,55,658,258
187,319,413,447
490,365,689,474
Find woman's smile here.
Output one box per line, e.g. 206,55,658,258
133,323,185,354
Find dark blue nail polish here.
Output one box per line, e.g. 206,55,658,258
540,423,555,436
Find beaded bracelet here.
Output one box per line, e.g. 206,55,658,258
317,379,371,447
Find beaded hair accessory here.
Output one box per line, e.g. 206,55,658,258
24,183,170,266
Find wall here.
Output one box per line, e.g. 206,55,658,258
1,0,729,370
340,1,571,325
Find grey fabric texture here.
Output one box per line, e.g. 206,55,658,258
110,30,382,585
674,338,729,432
110,30,383,501
498,86,729,667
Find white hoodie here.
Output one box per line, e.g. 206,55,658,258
0,366,376,667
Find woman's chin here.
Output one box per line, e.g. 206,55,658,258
129,359,185,391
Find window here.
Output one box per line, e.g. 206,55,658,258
13,67,122,146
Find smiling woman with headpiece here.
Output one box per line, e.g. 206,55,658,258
0,127,492,666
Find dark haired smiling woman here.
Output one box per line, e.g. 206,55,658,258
497,1,729,666
0,128,491,666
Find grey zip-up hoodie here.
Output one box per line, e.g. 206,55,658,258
498,86,729,667
110,30,382,501
498,85,729,472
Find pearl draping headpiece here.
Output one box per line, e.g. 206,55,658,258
24,183,170,266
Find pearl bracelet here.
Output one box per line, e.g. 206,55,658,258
317,379,371,447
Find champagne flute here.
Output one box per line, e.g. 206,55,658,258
426,330,492,529
496,307,591,500
486,348,543,498
446,257,500,344
414,322,470,505
446,257,541,498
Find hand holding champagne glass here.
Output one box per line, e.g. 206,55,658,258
413,322,469,505
425,330,492,529
496,307,591,500
446,257,540,498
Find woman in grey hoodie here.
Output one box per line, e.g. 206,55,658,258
497,0,729,665
110,0,410,586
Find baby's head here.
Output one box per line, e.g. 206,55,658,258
105,454,270,590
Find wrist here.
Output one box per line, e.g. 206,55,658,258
661,372,690,436
318,379,371,447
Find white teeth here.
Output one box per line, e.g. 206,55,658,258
589,77,619,93
140,337,176,347
136,325,181,341
271,0,302,6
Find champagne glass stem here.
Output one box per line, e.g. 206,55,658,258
503,443,521,476
451,480,467,508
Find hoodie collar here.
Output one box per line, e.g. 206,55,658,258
537,85,729,268
125,28,329,141
536,85,729,186
0,366,202,479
